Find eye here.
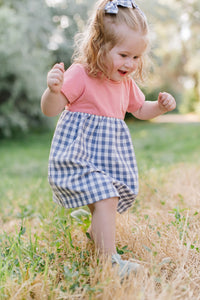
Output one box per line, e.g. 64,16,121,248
120,54,127,58
133,56,139,59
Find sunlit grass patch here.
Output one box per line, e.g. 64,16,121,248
1,163,200,299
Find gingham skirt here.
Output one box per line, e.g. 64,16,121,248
48,111,139,213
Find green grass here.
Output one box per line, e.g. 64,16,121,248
128,121,200,170
0,131,54,225
0,121,200,299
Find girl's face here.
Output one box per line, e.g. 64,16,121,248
108,25,147,82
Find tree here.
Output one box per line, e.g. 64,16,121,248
176,0,200,112
140,0,199,111
46,0,95,67
0,0,54,137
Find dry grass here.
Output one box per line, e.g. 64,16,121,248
1,163,200,299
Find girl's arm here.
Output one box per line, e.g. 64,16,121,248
41,63,68,117
132,92,176,120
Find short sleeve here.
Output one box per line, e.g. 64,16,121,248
61,64,85,104
127,79,145,113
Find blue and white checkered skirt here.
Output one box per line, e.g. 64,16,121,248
48,111,139,213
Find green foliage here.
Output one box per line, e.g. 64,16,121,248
0,222,55,284
48,0,94,66
142,0,199,111
180,88,199,113
0,1,54,137
169,206,189,240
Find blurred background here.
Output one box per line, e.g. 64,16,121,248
0,0,199,138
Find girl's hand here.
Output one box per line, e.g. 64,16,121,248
158,92,176,112
47,62,65,94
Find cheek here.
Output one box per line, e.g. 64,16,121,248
104,53,114,74
112,56,123,68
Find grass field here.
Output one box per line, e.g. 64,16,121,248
0,120,200,299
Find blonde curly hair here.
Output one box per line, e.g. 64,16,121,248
73,0,150,82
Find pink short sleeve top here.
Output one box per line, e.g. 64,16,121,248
61,63,145,120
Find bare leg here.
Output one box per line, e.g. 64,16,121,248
87,197,118,255
87,197,142,278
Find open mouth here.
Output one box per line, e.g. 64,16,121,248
118,70,127,76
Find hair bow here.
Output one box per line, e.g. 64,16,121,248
105,0,144,15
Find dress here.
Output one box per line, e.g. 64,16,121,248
48,64,145,213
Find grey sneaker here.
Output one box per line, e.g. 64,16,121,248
111,254,141,278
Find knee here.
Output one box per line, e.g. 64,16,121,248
89,197,119,214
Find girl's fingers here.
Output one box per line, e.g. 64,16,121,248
48,62,65,80
47,63,65,91
162,97,170,106
49,78,60,86
48,73,63,83
59,62,65,71
52,63,65,72
48,69,64,82
158,92,176,112
49,68,63,76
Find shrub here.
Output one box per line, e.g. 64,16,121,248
0,2,54,137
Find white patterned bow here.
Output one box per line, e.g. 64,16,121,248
105,0,139,14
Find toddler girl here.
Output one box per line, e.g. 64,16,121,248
41,0,176,277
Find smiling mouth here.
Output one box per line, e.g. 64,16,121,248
118,70,127,76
